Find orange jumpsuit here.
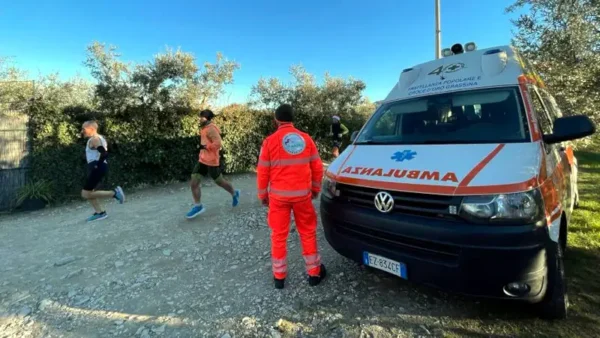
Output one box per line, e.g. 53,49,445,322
257,123,324,279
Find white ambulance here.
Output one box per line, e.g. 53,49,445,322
320,43,595,319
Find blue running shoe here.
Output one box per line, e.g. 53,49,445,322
87,211,108,222
232,189,240,207
114,186,125,204
186,204,205,219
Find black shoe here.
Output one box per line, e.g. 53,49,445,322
274,278,285,289
308,264,327,286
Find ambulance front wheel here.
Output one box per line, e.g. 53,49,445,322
539,243,568,320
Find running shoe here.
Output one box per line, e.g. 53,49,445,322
186,204,205,219
87,211,108,222
114,186,125,204
232,189,241,207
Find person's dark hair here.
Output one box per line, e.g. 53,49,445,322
275,104,293,122
200,109,215,120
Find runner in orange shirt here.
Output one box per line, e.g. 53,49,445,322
186,110,240,219
257,104,326,289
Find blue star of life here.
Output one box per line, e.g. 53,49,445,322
391,150,417,162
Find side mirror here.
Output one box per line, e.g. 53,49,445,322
350,131,359,142
543,115,596,144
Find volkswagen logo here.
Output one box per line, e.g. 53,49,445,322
374,191,394,213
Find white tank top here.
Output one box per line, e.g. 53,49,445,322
86,135,108,163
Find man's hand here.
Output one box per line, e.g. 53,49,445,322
261,197,269,207
311,191,319,200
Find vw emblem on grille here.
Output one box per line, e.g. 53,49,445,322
374,191,394,213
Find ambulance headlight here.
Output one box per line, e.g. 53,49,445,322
460,190,543,224
322,176,339,198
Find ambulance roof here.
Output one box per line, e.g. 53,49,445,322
383,45,526,103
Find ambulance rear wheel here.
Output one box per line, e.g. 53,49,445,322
539,243,568,320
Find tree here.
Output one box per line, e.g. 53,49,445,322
0,57,34,110
251,65,373,138
84,42,240,138
507,0,600,123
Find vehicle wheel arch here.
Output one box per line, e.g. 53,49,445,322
559,213,568,252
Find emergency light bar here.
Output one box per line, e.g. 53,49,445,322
442,42,477,57
465,42,477,52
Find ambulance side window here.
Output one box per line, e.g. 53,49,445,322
529,89,553,135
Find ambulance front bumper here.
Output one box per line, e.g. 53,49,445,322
320,196,550,302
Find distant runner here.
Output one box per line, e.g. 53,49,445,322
80,121,125,222
329,115,349,158
186,109,240,219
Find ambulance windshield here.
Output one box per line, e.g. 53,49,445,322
355,88,529,145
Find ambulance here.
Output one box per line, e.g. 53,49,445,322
320,43,595,319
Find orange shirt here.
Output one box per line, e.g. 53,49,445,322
257,123,324,202
199,123,221,166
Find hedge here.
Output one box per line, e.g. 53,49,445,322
28,103,368,201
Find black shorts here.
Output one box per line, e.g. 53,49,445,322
333,140,342,148
191,162,222,181
84,161,108,191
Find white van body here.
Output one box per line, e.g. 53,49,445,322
320,45,595,319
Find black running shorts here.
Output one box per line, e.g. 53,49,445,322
84,161,108,191
191,162,222,181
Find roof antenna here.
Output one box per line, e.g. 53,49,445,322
435,0,441,59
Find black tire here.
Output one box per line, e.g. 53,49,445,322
539,243,568,320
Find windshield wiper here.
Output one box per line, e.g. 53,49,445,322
355,139,480,145
417,139,474,144
354,140,389,145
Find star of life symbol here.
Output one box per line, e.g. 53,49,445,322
391,150,417,162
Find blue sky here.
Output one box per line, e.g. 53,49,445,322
0,0,520,104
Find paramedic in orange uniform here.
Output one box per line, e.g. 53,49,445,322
257,104,327,289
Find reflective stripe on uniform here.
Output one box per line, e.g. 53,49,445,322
258,189,268,195
257,160,271,167
270,188,311,197
272,258,287,273
309,154,319,161
312,181,320,188
303,253,321,270
257,157,314,168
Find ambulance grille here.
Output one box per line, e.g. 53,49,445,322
335,222,460,264
337,183,461,219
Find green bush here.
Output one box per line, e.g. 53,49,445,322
15,180,53,206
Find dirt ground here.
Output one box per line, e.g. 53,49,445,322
0,173,582,338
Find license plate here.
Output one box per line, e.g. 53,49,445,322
363,252,407,279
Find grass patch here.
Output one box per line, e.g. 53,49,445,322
435,150,600,337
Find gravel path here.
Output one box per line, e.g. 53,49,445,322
1,173,548,338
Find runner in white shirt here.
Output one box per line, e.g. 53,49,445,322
81,121,125,222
